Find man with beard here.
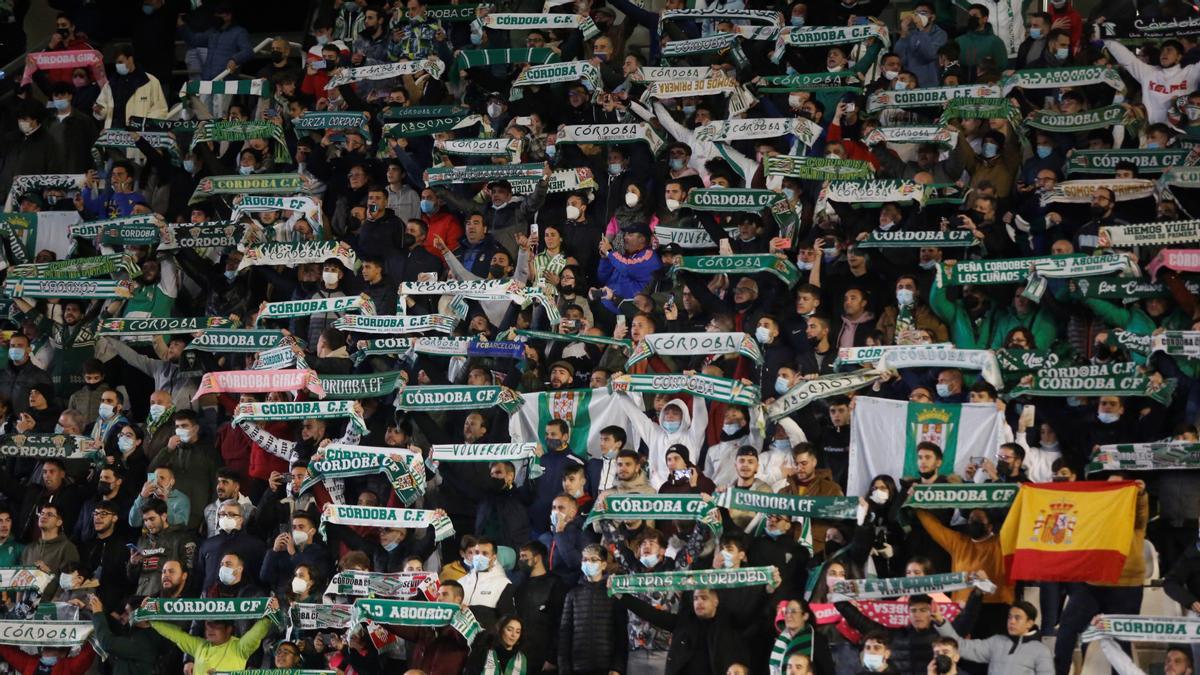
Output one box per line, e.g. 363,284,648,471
353,185,406,269
0,333,53,416
10,299,100,399
1073,187,1125,254
79,500,135,611
149,410,217,529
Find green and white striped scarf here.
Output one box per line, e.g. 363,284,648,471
757,72,861,94
770,627,813,675
875,345,1004,389
714,488,860,519
608,565,776,595
383,114,482,138
321,505,454,542
856,230,977,248
902,483,1019,509
633,66,711,82
333,314,458,334
866,83,1001,113
1086,442,1200,475
189,173,311,204
7,253,139,279
864,125,958,148
92,129,181,164
3,278,133,299
765,156,873,181
326,60,445,90
1152,331,1200,358
133,597,281,626
255,294,375,324
186,329,289,353
237,240,358,272
673,254,801,287
322,570,438,600
453,48,559,70
938,253,1138,287
767,370,883,421
158,221,243,250
180,78,272,97
425,163,544,187
435,137,522,162
234,400,368,434
305,447,424,504
511,61,601,100
484,650,527,675
381,104,468,120
1001,65,1125,94
610,373,759,406
291,111,370,136
430,443,544,479
1067,149,1189,176
476,13,599,39
192,120,290,163
512,328,631,349
662,33,748,69
1025,105,1128,133
831,572,994,600
394,385,523,414
0,433,95,460
1081,615,1200,643
627,332,762,369
820,180,931,207
317,372,405,399
556,123,664,154
349,598,479,644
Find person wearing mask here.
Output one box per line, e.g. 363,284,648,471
558,544,628,674
202,468,257,538
148,410,217,529
195,502,266,592
46,82,98,173
20,502,80,600
530,419,586,535
460,537,516,629
954,4,1007,80
538,495,586,585
514,541,566,672
0,333,54,417
1103,38,1200,125
475,461,534,550
894,2,947,88
93,43,168,129
914,507,1013,637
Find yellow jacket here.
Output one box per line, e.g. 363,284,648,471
151,617,271,674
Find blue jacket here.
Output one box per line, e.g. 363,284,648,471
597,247,661,312
895,25,948,88
259,541,331,594
537,517,585,586
530,450,585,537
458,233,502,278
179,24,253,79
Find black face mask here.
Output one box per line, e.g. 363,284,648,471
996,460,1012,479
85,381,102,390
559,284,575,295
918,469,937,480
57,28,69,38
516,559,532,573
401,233,417,249
1051,476,1068,482
825,539,844,556
97,482,112,496
488,477,509,493
966,520,988,539
488,264,506,278
1089,205,1108,219
271,51,285,62
935,655,954,674
967,16,982,30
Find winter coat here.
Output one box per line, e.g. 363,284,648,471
836,593,981,675
0,124,64,200
778,469,844,553
618,594,757,675
597,247,662,310
178,23,253,79
559,579,629,674
1165,545,1200,611
94,69,168,129
0,359,54,416
515,572,567,669
616,394,708,489
91,616,166,675
0,644,94,675
935,622,1054,675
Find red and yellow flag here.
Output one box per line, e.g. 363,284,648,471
1000,481,1138,584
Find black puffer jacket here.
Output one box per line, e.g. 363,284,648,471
558,579,628,674
836,591,982,675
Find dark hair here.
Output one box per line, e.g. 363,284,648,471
909,594,934,607
863,630,891,647
141,498,168,516
916,441,943,460
520,540,548,560
599,425,627,445
114,43,136,60
216,467,241,483
563,463,585,479
1001,442,1026,463
1012,600,1038,623
546,418,569,436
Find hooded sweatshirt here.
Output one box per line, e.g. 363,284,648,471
759,417,807,488
617,393,709,489
1105,40,1200,124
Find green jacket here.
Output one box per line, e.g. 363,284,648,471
929,280,995,349
1084,299,1157,364
92,615,166,675
989,305,1058,351
955,26,1007,74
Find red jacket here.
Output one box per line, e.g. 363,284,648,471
0,644,95,675
1047,4,1084,52
218,393,290,480
827,122,881,170
386,625,468,675
422,210,463,260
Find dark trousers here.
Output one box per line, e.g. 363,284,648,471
1053,583,1143,675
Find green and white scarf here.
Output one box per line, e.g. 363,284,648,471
1104,330,1153,356
939,254,1138,287
1067,149,1189,175
766,370,882,421
610,373,759,406
133,597,280,626
513,167,597,195
820,180,930,207
556,123,664,154
1100,220,1200,248
875,345,1004,389
430,443,544,479
128,117,200,133
995,348,1061,375
654,225,736,248
383,114,482,139
189,173,310,204
436,137,522,161
351,336,513,362
696,117,823,147
350,598,479,644
238,240,358,272
864,125,958,149
99,222,160,246
831,572,994,600
1025,105,1128,133
0,620,93,647
1041,179,1157,206
187,329,288,353
476,13,599,39
1001,65,1125,94
192,120,290,163
326,60,445,90
773,23,889,61
321,504,454,542
158,221,243,250
510,61,600,99
333,314,459,334
1086,442,1200,475
234,400,368,434
770,628,813,675
323,571,438,600
7,253,139,280
0,434,94,460
194,369,324,399
425,163,544,187
1152,331,1200,358
661,33,746,68
3,278,133,299
1082,615,1200,643
1008,362,1176,404
714,488,860,519
305,448,424,504
757,72,861,94
401,4,476,21
0,568,52,595
291,111,371,135
683,188,800,238
660,8,782,27
453,48,559,70
255,294,374,324
181,78,272,97
4,174,85,210
866,83,1001,113
627,332,763,369
483,651,527,675
381,105,468,120
856,230,977,249
317,372,405,399
764,156,873,181
585,494,722,536
642,76,741,100
513,328,631,349
902,483,1019,509
609,565,776,596
214,669,335,674
252,343,306,370
93,129,181,164
395,385,523,414
232,195,323,230
292,602,366,631
633,66,711,82
834,344,953,367
674,254,801,287
938,97,1020,125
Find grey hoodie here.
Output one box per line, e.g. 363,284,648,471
935,620,1054,675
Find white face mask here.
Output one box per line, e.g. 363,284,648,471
870,488,889,505
883,69,899,80
566,204,581,220
292,529,310,546
625,191,639,208
17,120,34,135
98,403,116,420
322,271,339,287
665,198,681,212
487,103,503,118
218,516,239,532
175,427,191,443
788,94,803,109
291,576,310,594
59,573,75,590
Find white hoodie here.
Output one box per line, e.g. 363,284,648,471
1105,40,1200,124
617,393,708,489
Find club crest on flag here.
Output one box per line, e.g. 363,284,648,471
909,406,954,449
549,390,582,424
1031,499,1078,545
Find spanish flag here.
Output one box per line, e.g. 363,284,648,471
1000,481,1138,584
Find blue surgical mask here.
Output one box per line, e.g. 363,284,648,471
471,553,491,572
1098,411,1120,424
470,31,483,45
549,511,560,529
1036,145,1052,159
52,98,69,111
862,653,885,672
142,3,154,14
765,527,784,538
40,656,59,666
383,540,399,552
316,34,330,45
7,347,25,363
419,198,436,214
896,288,915,305
115,62,129,76
581,560,602,579
894,80,907,90
720,550,736,567
775,377,790,395
772,439,791,452
639,553,659,567
982,142,998,158
218,566,237,585
1055,47,1069,60
722,422,743,436
118,435,135,452
545,144,556,158
783,187,796,201
98,403,116,419
149,404,166,420
223,270,237,281
239,165,255,176
1147,142,1161,149
182,159,195,173
669,158,685,171
662,419,682,433
608,162,623,176
1029,27,1043,39
681,105,696,116
935,383,952,398
822,248,839,262
790,15,805,26
755,326,772,343
54,424,64,434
